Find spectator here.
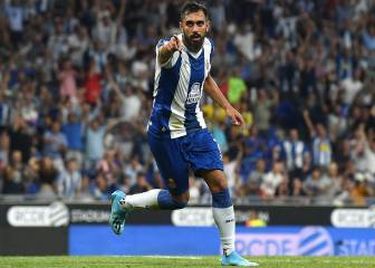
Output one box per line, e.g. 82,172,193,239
8,116,32,163
253,89,277,135
38,156,59,198
291,178,307,198
350,173,373,205
92,172,112,200
109,80,141,122
58,58,77,100
340,68,363,106
23,157,40,194
62,112,84,166
189,176,201,205
303,166,332,200
0,131,10,169
222,152,239,196
96,149,121,185
260,161,284,199
128,171,152,195
67,25,90,68
84,117,106,170
324,162,343,200
212,121,228,154
283,128,309,177
43,121,68,161
2,165,23,194
9,150,25,186
58,158,82,199
304,110,332,168
5,0,25,48
227,69,247,105
123,155,144,187
84,58,102,105
246,159,266,197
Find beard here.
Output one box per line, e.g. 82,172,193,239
183,32,205,52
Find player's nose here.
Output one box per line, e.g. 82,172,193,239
192,24,200,33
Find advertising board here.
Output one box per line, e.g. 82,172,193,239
69,225,375,256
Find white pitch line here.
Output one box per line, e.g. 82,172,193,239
94,256,375,264
105,255,203,259
259,259,375,265
142,256,204,259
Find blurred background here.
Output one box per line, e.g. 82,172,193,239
0,0,374,257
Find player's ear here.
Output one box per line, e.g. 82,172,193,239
179,21,183,31
205,20,210,33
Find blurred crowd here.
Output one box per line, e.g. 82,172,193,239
0,0,374,205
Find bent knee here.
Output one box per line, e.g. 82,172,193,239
172,199,187,209
171,192,189,209
209,180,228,193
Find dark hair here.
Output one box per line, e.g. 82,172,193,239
180,1,208,20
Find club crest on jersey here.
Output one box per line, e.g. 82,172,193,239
186,82,201,105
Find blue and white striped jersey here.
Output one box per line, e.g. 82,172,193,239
148,34,213,139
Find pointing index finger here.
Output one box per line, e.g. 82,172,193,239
172,35,182,52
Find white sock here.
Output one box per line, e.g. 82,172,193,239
122,189,162,209
212,206,235,256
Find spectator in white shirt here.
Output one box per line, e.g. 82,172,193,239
261,161,284,199
58,158,82,200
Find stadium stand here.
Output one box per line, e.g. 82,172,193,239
0,0,373,206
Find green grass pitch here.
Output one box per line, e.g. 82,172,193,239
0,256,374,268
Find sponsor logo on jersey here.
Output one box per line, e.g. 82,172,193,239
186,82,201,105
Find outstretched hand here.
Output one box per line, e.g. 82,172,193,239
164,35,183,53
226,106,245,126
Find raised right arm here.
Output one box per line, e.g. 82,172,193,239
157,35,182,66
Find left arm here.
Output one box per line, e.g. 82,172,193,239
203,74,245,126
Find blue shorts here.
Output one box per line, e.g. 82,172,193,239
147,128,223,195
